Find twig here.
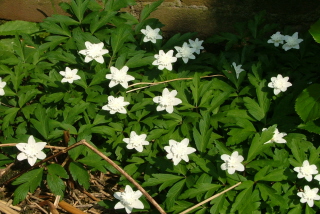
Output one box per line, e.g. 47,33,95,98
179,182,242,214
126,74,225,93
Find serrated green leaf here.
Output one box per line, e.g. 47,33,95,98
140,0,164,21
90,11,117,33
298,120,320,134
30,105,50,140
295,84,320,123
0,21,39,35
78,153,107,173
143,174,183,192
47,164,69,179
69,162,90,189
47,174,65,197
70,0,90,22
210,194,226,214
2,108,19,130
126,54,154,68
180,183,221,199
111,25,133,55
165,179,186,210
257,183,287,209
91,126,115,137
18,89,41,108
13,183,29,205
12,168,43,204
243,97,265,121
230,181,253,213
64,103,90,124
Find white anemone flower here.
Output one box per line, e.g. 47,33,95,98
188,38,204,54
79,41,109,63
282,32,303,51
314,174,320,183
123,131,149,152
114,185,144,213
297,186,320,207
294,160,318,182
152,50,177,71
59,67,81,83
153,88,182,114
0,77,6,96
105,66,135,89
141,25,163,43
174,42,196,63
232,62,244,79
164,138,196,165
102,96,129,114
16,136,46,166
268,74,292,95
267,31,285,47
221,151,245,174
262,128,287,144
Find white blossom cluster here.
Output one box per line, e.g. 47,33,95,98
267,32,303,51
294,160,320,207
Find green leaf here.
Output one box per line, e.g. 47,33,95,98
126,54,155,68
47,174,66,197
69,162,90,189
64,103,90,124
47,164,69,179
165,179,186,210
30,105,50,140
78,153,107,173
12,168,43,204
45,14,79,25
287,138,305,164
0,21,39,35
210,194,227,214
111,24,133,55
91,126,115,137
298,120,320,134
70,0,90,22
179,183,221,199
40,22,71,37
191,72,200,106
243,97,265,121
2,108,19,130
257,183,287,209
90,11,117,34
246,126,275,162
143,174,184,192
18,89,41,108
208,91,231,112
230,180,254,213
309,19,320,43
140,0,164,21
295,84,320,123
255,166,287,181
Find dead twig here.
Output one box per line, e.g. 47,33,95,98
126,74,225,93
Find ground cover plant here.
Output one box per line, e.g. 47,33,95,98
0,0,320,213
